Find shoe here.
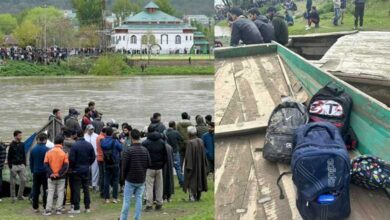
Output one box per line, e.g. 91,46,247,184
155,204,162,211
305,26,311,31
33,209,39,213
144,206,153,212
42,210,52,216
113,199,118,204
105,199,110,204
56,210,62,215
68,209,81,214
61,206,66,212
18,196,26,201
85,209,91,213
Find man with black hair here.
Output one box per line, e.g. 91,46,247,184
176,112,193,167
101,127,123,204
30,133,50,212
8,130,27,202
96,127,107,198
69,129,96,214
88,101,98,119
81,107,92,131
229,7,264,46
142,126,167,211
119,129,151,220
149,112,166,134
267,7,289,45
92,112,104,134
202,122,215,175
65,108,81,133
165,121,184,187
49,109,62,122
43,135,69,216
205,115,213,125
247,8,275,43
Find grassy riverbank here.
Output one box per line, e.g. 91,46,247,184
127,54,214,61
0,58,214,76
0,177,214,220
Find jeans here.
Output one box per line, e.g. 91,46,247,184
354,3,365,27
46,178,65,211
208,159,215,174
333,8,340,25
145,169,163,207
98,161,105,197
10,164,26,198
71,173,90,210
173,152,184,186
119,181,145,220
104,165,119,199
32,172,48,210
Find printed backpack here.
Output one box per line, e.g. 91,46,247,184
291,122,351,220
308,83,356,149
263,100,309,163
351,155,390,190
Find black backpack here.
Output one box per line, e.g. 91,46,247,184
263,100,309,163
102,139,116,166
308,83,354,147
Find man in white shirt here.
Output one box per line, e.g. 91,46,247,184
84,124,99,190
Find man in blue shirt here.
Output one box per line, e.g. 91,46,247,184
202,122,215,175
30,133,50,212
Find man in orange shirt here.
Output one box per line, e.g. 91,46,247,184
43,135,69,216
96,127,106,198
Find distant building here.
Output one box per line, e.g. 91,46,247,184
111,1,196,54
183,15,210,26
192,32,209,54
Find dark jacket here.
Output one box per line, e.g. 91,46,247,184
163,144,175,198
176,119,193,154
341,0,346,8
165,128,184,153
271,15,289,45
30,143,49,174
92,119,104,134
0,142,7,170
183,138,208,193
65,115,81,133
306,0,313,10
230,17,264,46
69,138,96,174
196,117,209,138
121,143,151,184
100,136,123,166
142,132,167,170
355,0,365,4
7,140,26,168
149,118,166,134
202,132,215,161
63,137,75,154
254,16,276,43
310,10,320,22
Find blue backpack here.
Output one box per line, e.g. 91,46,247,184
292,122,351,220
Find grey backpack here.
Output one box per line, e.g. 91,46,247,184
263,100,309,163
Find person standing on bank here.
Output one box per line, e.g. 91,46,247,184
340,0,347,24
119,129,151,220
142,126,167,211
8,130,27,202
354,0,365,29
30,133,50,212
176,112,193,167
96,127,107,198
229,7,264,46
84,124,99,191
68,130,96,214
202,122,215,175
183,126,208,201
165,121,184,187
43,135,69,216
333,0,341,26
266,7,289,45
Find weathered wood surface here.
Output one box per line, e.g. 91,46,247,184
215,53,390,220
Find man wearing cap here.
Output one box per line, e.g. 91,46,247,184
229,7,264,46
68,130,96,214
84,124,99,191
266,7,289,45
65,108,82,133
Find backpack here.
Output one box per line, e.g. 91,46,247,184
351,155,390,190
291,122,351,220
102,139,116,166
308,83,355,149
263,100,309,163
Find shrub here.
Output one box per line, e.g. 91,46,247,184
89,53,129,75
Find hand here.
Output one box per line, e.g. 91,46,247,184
50,174,57,179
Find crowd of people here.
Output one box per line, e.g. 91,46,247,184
0,101,215,220
226,0,368,46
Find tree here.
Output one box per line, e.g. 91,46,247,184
13,21,40,47
76,25,100,48
112,0,140,22
0,14,18,35
155,0,176,15
141,31,157,63
72,0,104,26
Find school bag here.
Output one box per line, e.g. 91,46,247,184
102,139,116,166
291,122,351,220
263,100,309,163
308,83,356,149
351,155,390,190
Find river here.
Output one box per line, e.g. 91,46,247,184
0,76,214,140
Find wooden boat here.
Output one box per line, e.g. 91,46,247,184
214,43,390,220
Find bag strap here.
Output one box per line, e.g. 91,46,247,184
277,171,292,199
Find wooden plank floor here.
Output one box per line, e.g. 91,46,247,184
215,54,390,220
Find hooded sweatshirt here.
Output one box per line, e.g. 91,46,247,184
142,131,167,170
